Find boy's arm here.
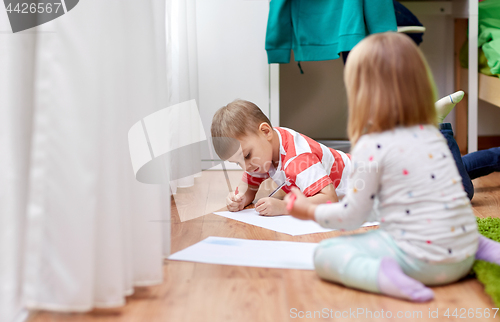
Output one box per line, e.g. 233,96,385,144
256,182,338,217
284,153,339,202
227,170,270,212
237,182,259,207
305,183,338,204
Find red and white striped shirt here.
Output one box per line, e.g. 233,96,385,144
242,127,352,197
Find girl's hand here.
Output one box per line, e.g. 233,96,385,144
255,197,287,216
284,187,316,221
226,191,246,212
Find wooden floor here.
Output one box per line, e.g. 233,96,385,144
29,172,500,322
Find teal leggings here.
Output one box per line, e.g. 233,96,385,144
313,230,475,293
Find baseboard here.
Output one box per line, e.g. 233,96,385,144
478,136,500,150
14,309,30,322
201,160,241,171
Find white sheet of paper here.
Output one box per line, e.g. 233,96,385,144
213,209,379,236
168,236,318,270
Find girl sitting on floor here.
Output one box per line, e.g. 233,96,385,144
285,32,500,302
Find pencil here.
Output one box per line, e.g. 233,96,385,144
268,180,287,198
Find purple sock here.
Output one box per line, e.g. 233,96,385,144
377,257,434,302
475,235,500,265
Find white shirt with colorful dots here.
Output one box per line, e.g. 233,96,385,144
314,125,479,263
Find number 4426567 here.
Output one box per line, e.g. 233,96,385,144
5,2,62,14
444,308,499,319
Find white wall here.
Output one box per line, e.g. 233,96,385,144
196,0,271,163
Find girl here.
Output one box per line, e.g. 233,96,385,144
285,32,500,302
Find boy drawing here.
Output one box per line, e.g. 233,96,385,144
211,99,351,216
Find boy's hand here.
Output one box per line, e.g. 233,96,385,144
284,187,316,221
255,197,287,216
226,191,246,212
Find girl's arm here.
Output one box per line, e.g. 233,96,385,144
286,137,382,230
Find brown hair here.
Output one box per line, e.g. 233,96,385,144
345,32,438,146
211,99,272,160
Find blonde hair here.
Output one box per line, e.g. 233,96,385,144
345,32,438,146
211,99,272,160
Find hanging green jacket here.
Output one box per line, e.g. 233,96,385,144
265,0,397,64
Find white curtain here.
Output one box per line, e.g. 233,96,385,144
166,0,202,194
0,1,170,320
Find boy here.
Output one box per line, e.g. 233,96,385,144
211,99,351,216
